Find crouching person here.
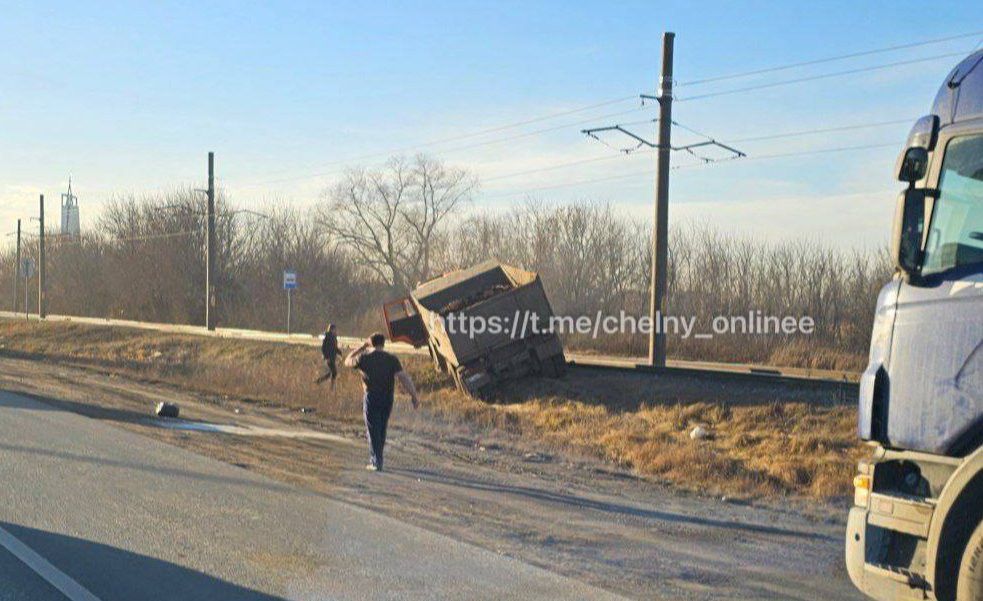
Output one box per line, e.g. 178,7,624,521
344,332,419,471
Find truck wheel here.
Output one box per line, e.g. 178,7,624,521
958,520,983,601
451,367,465,393
551,355,567,377
540,355,566,378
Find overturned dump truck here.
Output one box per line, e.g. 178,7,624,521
384,260,566,397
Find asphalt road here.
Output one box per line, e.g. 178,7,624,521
0,390,626,601
0,355,862,601
0,546,65,601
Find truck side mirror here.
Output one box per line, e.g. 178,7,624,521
891,189,926,276
897,147,929,183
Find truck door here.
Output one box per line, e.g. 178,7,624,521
383,297,428,347
887,132,983,454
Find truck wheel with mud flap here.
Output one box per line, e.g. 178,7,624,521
957,519,983,601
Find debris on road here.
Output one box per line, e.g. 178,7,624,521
154,401,180,418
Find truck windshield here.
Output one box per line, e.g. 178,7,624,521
922,134,983,276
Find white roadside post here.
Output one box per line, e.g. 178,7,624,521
283,270,297,334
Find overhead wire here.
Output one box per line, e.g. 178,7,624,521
723,118,916,143
232,94,641,187
482,151,652,183
481,141,901,199
236,33,979,191
406,117,913,185
235,103,656,188
677,30,983,87
7,32,968,227
675,51,969,102
36,229,202,246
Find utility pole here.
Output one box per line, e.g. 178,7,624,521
13,219,21,312
38,194,46,319
205,151,216,331
582,33,742,367
648,32,674,368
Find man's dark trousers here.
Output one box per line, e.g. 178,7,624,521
363,392,394,469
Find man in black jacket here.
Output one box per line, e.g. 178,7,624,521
345,332,419,471
315,323,340,388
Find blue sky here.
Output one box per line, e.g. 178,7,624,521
2,1,981,247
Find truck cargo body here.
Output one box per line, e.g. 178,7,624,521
384,260,565,396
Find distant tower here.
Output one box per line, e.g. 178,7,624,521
60,177,80,237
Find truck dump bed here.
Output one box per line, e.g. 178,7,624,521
384,260,565,397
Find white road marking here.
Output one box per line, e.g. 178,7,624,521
0,524,103,601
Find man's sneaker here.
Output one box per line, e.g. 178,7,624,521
365,464,379,472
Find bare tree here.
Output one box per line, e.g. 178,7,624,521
0,191,893,367
319,154,477,291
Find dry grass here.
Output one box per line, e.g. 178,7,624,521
0,319,865,501
490,398,860,498
766,339,868,372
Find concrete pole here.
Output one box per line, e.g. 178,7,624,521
13,219,20,312
647,32,674,368
38,194,46,319
206,151,216,331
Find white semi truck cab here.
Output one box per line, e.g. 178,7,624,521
845,50,983,601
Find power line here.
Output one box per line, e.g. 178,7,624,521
482,151,652,183
232,94,640,187
724,118,916,143
429,107,653,157
481,141,900,199
678,30,983,87
440,118,913,186
412,95,638,144
107,229,201,242
235,104,656,188
741,141,899,161
38,229,201,246
675,51,969,102
240,55,949,190
235,34,978,191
